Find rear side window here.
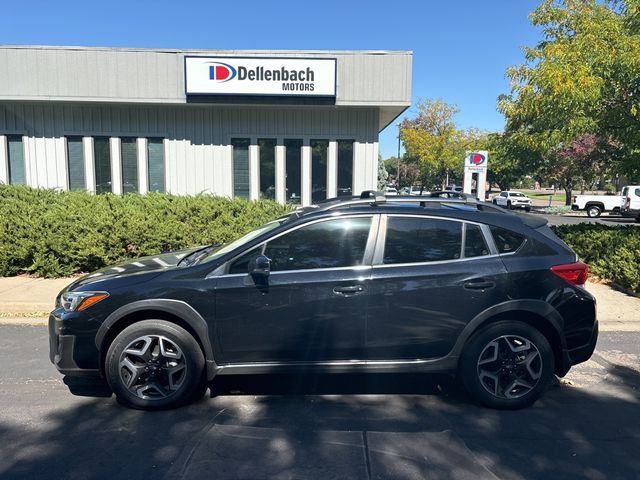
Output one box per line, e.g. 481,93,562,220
464,224,489,258
490,226,526,254
264,217,372,272
384,217,462,264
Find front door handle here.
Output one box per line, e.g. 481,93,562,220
463,279,496,290
333,285,365,296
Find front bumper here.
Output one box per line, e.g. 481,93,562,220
49,312,101,377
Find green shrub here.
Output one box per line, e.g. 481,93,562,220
0,185,292,278
552,224,640,292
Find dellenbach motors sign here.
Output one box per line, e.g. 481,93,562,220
185,57,336,97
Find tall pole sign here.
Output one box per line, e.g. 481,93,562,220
463,151,489,200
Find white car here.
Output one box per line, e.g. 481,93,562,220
493,191,532,211
384,186,398,196
571,193,622,217
409,186,430,196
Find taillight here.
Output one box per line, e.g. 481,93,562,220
551,262,589,286
625,197,630,209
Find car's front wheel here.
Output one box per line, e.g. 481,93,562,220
587,205,602,218
105,320,206,410
460,321,554,409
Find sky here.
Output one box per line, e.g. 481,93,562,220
1,0,542,158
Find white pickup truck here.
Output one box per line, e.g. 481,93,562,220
571,193,623,217
621,185,640,222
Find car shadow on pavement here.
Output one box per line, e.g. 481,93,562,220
1,366,640,480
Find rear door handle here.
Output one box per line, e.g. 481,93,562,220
333,285,365,296
463,279,495,290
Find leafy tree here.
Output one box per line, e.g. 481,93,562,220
499,0,640,188
377,154,389,189
401,98,467,188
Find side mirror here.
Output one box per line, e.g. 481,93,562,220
249,255,270,287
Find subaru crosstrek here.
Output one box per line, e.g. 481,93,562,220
49,192,598,410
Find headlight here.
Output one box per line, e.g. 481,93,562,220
61,291,109,312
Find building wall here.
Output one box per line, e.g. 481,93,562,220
0,102,379,203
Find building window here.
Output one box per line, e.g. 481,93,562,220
311,139,328,202
66,137,86,191
120,137,138,194
147,138,165,193
284,139,302,204
258,138,276,200
231,138,250,199
337,140,354,197
94,137,112,194
7,135,25,185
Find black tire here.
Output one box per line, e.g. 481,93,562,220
586,205,602,218
492,199,497,205
507,201,513,210
525,206,531,212
635,215,640,223
460,321,554,409
105,320,205,410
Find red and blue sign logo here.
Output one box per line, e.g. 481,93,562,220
468,152,486,165
208,62,237,82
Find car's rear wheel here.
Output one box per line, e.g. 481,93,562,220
507,201,513,210
460,321,554,409
587,205,602,218
105,320,206,410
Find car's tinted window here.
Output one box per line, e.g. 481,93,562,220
490,226,526,253
264,217,371,272
464,224,489,258
229,247,262,274
384,217,462,264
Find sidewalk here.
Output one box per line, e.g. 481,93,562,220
0,276,638,329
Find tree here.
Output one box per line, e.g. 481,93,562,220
377,154,389,189
499,0,640,189
400,98,467,188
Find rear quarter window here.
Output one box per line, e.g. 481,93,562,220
490,226,526,254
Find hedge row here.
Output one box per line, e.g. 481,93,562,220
553,224,640,293
0,185,291,278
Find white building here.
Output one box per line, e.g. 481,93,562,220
0,45,412,205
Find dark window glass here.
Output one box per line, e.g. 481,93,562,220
66,137,85,191
258,138,276,200
337,140,354,197
147,138,165,193
94,137,112,194
229,247,262,275
232,138,250,199
264,217,371,272
121,138,138,194
490,226,525,253
635,188,640,197
464,224,489,258
384,217,462,264
311,140,328,202
285,139,302,204
7,136,25,185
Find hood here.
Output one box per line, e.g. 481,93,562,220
63,247,203,291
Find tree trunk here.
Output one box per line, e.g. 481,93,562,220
564,177,573,206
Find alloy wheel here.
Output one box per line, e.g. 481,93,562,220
476,335,543,399
118,335,187,400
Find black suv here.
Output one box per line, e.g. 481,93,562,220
49,192,597,410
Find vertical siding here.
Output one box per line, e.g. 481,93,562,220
0,102,379,198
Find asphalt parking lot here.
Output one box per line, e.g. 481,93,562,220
1,325,639,480
538,213,640,227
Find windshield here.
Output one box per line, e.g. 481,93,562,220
510,192,525,197
199,218,288,264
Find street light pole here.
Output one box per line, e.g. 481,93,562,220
396,123,401,188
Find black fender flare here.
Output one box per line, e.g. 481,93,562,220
448,299,568,365
95,299,219,380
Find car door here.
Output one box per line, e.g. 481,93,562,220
213,215,377,364
365,215,509,360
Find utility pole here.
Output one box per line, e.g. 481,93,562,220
396,123,401,188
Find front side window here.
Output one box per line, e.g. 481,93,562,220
7,135,25,185
120,137,138,194
384,217,462,264
264,217,372,272
94,137,112,194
